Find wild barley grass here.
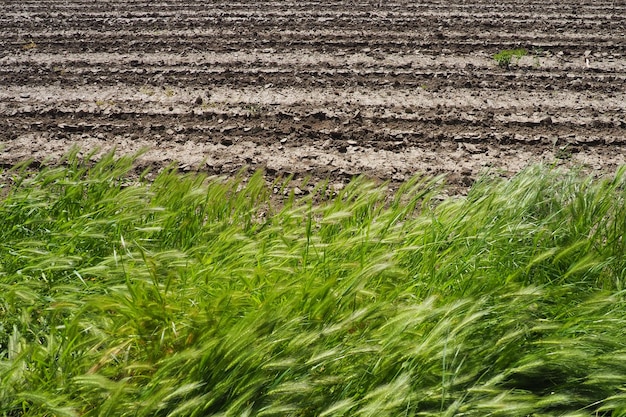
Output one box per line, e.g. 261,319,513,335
1,152,626,416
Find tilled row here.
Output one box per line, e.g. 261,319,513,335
2,32,624,56
2,100,624,146
0,60,626,94
3,31,624,52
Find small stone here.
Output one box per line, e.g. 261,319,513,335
539,116,553,126
463,143,482,154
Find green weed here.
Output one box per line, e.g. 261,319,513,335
21,41,37,51
493,48,528,69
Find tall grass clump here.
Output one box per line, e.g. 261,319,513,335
1,150,626,416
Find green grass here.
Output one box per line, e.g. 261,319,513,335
493,49,528,69
2,150,626,416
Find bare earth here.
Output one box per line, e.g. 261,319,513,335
1,0,625,194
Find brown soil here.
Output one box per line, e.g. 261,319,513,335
1,0,625,194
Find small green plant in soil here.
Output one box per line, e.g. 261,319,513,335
531,47,544,68
21,41,37,51
2,150,626,416
555,144,573,160
493,48,528,68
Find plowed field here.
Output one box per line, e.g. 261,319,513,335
1,0,625,192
